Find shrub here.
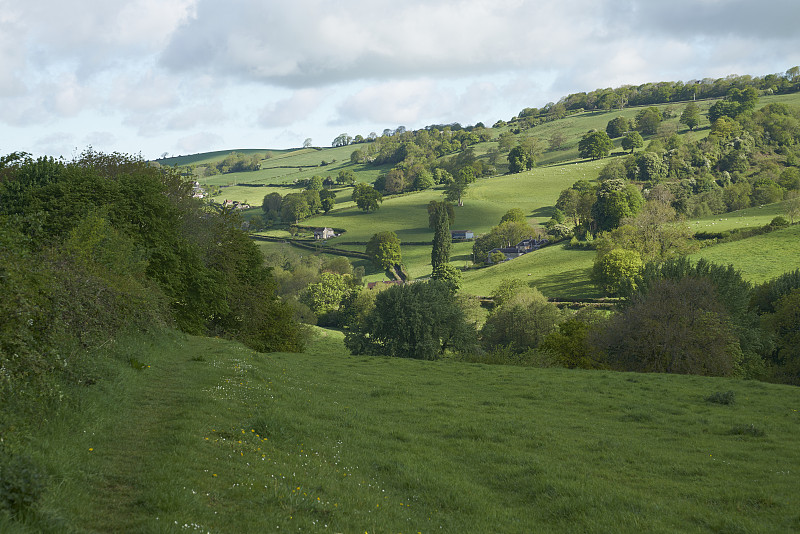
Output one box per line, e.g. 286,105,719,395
705,390,736,405
0,453,46,517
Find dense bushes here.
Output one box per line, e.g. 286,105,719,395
0,150,303,428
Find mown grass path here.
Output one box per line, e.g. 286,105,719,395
21,330,800,533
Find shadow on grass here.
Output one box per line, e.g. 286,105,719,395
530,206,554,218
534,267,604,300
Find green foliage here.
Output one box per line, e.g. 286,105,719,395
592,248,643,295
596,277,741,376
507,145,534,173
430,263,462,292
280,193,310,223
365,231,402,270
635,107,663,135
705,390,736,405
680,101,701,131
480,286,561,353
763,288,800,384
605,116,631,138
499,207,526,225
0,151,303,375
344,280,477,359
578,130,614,160
0,452,46,517
430,203,451,272
300,272,357,327
540,310,606,369
351,183,382,212
621,131,644,153
427,200,455,228
319,189,336,213
591,178,644,232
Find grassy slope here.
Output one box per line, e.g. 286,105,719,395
690,223,800,284
11,330,800,533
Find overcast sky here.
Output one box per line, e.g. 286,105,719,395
1,0,799,160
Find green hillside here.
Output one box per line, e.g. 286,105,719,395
180,91,800,299
7,329,799,533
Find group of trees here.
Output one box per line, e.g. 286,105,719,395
333,247,800,384
261,187,336,224
1,151,305,424
560,97,800,241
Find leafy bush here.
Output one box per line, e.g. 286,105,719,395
0,452,46,517
705,390,736,405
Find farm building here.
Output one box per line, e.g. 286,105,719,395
451,230,474,240
487,237,549,264
314,227,336,240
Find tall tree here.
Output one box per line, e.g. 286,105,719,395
430,201,452,272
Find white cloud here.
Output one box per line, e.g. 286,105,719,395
0,0,799,158
258,89,325,127
174,131,224,154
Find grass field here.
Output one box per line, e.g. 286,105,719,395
8,329,800,533
691,223,800,284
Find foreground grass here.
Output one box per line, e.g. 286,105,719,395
7,329,800,533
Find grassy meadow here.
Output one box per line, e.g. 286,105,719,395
8,329,800,533
691,223,800,284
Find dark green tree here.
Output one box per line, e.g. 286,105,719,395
621,131,644,153
591,178,644,232
679,101,701,131
606,116,631,138
507,145,534,173
480,286,561,352
430,201,452,271
635,107,663,135
578,131,614,160
319,189,336,213
594,277,741,376
344,280,477,359
352,183,382,212
366,231,402,270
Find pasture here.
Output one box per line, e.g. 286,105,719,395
691,223,800,284
11,329,800,533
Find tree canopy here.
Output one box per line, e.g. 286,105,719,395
578,131,614,160
344,280,477,360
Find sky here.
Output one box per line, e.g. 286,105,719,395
1,0,799,160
